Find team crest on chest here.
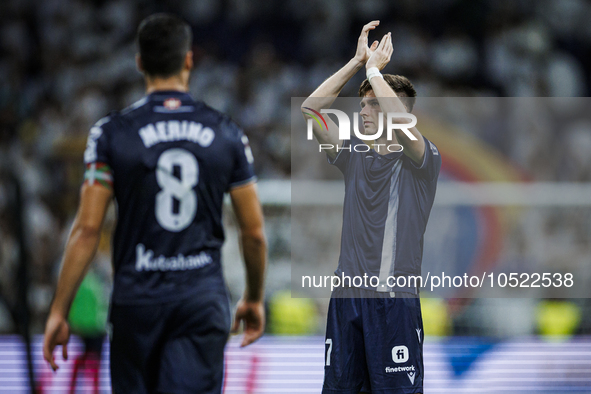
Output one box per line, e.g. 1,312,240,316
163,98,181,110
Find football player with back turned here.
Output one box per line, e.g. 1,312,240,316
43,13,267,394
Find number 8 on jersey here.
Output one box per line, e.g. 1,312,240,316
156,148,199,232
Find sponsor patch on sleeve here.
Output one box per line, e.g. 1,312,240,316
428,141,439,155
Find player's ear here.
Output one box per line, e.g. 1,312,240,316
136,54,144,74
184,51,194,71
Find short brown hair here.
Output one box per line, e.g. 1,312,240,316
137,14,192,77
358,74,417,112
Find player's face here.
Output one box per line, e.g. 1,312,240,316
359,91,382,135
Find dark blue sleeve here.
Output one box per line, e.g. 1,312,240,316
84,116,112,166
229,124,256,189
409,136,441,181
327,138,353,174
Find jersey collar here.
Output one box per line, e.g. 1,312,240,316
351,136,404,160
147,90,193,100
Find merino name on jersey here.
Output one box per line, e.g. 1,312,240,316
139,120,215,148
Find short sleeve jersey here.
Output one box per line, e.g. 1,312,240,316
84,91,256,305
329,136,441,290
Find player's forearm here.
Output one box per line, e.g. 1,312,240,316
370,78,419,142
240,230,267,303
303,58,364,109
301,58,364,151
50,224,101,317
370,77,425,162
369,77,408,114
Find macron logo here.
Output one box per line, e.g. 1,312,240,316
407,371,416,385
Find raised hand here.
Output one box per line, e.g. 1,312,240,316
366,32,393,71
354,21,381,65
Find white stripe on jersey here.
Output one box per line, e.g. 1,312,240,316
377,160,403,291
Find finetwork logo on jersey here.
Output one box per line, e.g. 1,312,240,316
386,345,417,385
392,345,409,363
303,107,417,153
385,365,415,373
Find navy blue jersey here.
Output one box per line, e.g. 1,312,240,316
84,91,256,305
329,135,441,290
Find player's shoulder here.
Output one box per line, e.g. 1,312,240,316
196,102,245,140
91,110,129,138
403,136,440,163
424,136,440,157
120,96,150,117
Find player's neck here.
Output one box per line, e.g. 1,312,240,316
145,74,189,94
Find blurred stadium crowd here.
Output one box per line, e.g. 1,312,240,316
1,0,591,334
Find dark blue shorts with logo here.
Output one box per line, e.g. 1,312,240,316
108,288,231,394
323,287,424,394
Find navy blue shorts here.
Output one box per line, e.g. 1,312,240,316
323,287,424,394
109,289,231,394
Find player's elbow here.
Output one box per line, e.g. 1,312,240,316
300,104,309,118
301,100,317,115
241,228,266,249
71,220,102,241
